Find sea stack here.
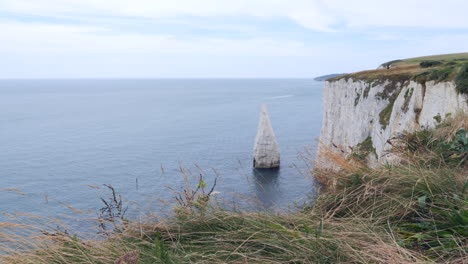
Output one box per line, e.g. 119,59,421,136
253,104,280,169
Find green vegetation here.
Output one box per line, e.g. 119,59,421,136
441,127,468,157
329,68,413,84
362,82,372,98
375,79,405,100
395,52,468,66
380,59,403,69
413,65,458,84
350,136,377,161
413,61,468,95
455,63,468,94
375,80,407,129
354,89,361,106
379,99,395,129
433,113,442,123
402,116,467,167
314,73,348,81
419,60,443,68
331,53,468,96
401,87,414,113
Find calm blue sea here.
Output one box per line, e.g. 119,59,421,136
0,79,323,222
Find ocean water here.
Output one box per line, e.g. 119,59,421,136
0,79,323,222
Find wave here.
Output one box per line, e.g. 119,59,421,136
264,95,295,100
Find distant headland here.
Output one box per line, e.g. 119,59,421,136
313,73,347,81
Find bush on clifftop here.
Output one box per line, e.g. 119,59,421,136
455,63,468,94
420,60,443,68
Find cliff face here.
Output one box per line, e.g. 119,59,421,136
318,78,468,167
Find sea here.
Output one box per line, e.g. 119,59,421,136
0,79,323,225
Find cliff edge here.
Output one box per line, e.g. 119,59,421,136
317,53,468,168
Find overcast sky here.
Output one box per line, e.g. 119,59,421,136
1,0,468,78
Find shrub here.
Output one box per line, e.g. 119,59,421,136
420,60,442,68
350,136,376,161
396,115,467,167
413,66,456,84
455,63,468,94
380,59,403,69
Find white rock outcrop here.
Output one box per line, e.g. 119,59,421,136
318,78,468,168
253,104,280,169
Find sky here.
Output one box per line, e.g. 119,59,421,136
1,0,468,78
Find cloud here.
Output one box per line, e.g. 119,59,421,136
326,0,468,29
0,0,335,31
2,0,468,31
0,22,327,56
0,20,339,78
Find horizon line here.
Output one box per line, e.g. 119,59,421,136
0,77,320,80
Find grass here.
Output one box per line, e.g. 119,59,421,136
363,82,372,98
379,97,396,128
329,52,468,96
419,60,443,68
350,136,377,161
376,79,407,129
412,65,458,84
401,87,414,113
455,63,468,94
328,64,418,82
1,114,467,263
395,53,468,66
354,89,361,106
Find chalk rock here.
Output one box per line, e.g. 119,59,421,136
253,105,280,168
317,78,468,169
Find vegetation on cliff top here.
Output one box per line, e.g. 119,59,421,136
1,114,467,263
329,52,468,95
393,53,468,66
314,73,348,81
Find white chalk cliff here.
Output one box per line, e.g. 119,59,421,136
253,104,280,169
318,78,468,168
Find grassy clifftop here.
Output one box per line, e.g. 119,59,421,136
390,53,468,66
329,52,468,95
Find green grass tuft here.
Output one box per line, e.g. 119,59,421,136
351,136,377,161
379,95,398,129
